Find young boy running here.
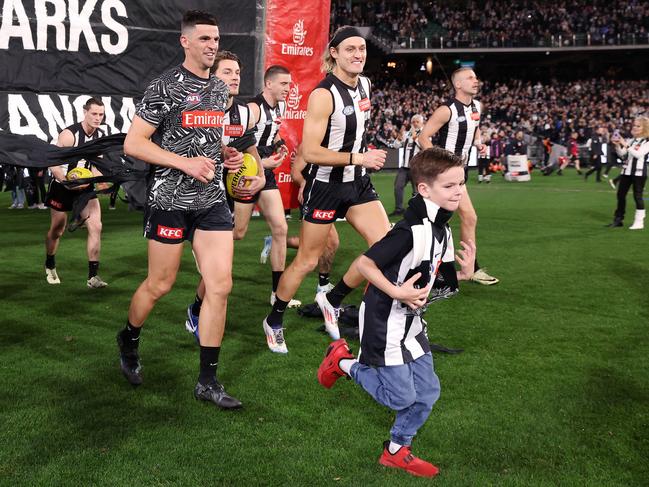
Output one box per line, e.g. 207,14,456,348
317,147,476,477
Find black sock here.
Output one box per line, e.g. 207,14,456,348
327,278,354,308
474,258,480,273
267,298,289,328
318,272,330,287
121,320,141,349
88,261,99,279
199,346,220,385
45,254,56,269
272,271,283,293
191,294,203,316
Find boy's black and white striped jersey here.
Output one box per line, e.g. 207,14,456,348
61,122,105,175
436,98,481,163
250,93,285,149
358,195,458,367
305,73,372,184
617,138,649,177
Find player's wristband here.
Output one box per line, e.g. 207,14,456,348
348,153,353,166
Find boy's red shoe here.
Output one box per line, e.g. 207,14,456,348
317,338,354,389
379,442,440,478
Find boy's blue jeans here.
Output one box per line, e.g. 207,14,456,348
350,352,440,446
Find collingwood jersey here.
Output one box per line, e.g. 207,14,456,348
251,94,285,149
62,122,104,174
222,100,252,147
437,98,481,163
306,73,372,184
359,197,455,367
618,138,649,177
136,64,229,211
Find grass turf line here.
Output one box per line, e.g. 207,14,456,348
0,170,648,486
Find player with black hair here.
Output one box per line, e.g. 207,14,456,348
116,10,244,409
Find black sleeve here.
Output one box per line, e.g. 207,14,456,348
364,224,412,269
257,145,275,159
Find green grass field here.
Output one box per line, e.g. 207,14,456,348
1,171,648,486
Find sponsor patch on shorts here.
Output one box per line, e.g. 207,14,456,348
312,209,336,221
157,225,184,239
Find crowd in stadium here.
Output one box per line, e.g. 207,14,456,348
331,0,649,47
368,76,648,150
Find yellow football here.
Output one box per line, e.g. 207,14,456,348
226,153,258,200
66,167,94,180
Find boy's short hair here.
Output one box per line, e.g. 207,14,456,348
181,10,218,32
410,147,464,186
212,50,241,73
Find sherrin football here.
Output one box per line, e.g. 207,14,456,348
226,153,258,201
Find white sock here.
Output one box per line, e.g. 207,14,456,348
339,358,357,375
388,441,403,454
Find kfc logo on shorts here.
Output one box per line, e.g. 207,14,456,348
292,19,307,46
358,98,371,112
224,125,245,137
49,200,63,209
312,209,336,221
182,111,225,128
157,225,184,239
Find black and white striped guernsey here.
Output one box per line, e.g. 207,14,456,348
436,98,481,163
305,73,372,184
62,122,104,175
250,93,285,148
618,138,649,177
222,101,251,147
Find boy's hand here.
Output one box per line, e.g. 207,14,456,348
396,272,430,310
456,239,476,280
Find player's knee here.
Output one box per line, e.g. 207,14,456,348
146,276,176,299
233,225,248,240
294,254,319,275
205,277,232,299
327,231,340,252
87,219,102,235
271,219,288,239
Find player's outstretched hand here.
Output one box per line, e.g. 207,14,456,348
396,272,430,310
184,156,215,183
361,149,387,171
223,146,244,171
456,239,476,280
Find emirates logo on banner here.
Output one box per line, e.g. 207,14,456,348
292,19,307,45
281,18,314,56
284,84,306,120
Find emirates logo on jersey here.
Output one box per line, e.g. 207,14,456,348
358,98,370,112
182,111,225,128
224,125,244,137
